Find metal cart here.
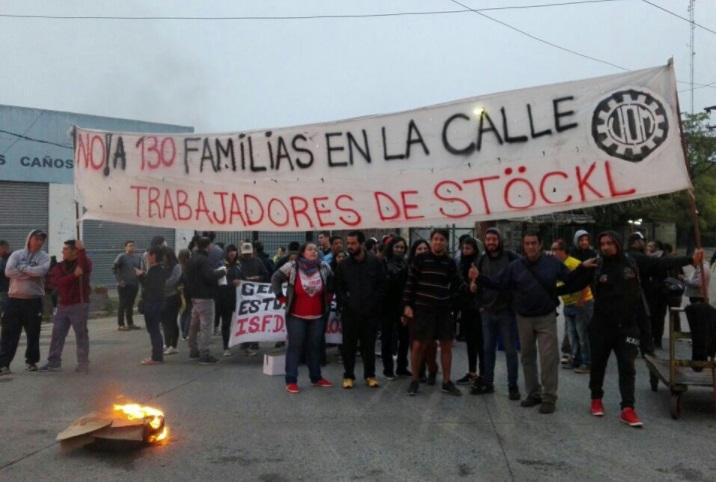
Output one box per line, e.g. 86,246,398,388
644,307,716,419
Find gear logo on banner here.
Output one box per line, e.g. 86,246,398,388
591,88,669,162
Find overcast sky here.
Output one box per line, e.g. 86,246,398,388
1,0,715,132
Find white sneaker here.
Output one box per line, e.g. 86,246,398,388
243,348,257,357
165,347,178,355
223,349,232,357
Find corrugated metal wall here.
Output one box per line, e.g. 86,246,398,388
0,181,49,251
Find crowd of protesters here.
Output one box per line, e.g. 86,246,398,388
0,226,708,429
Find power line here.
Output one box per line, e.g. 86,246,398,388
641,0,716,36
0,1,623,21
449,0,629,71
0,128,72,150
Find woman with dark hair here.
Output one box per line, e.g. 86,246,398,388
217,244,242,357
455,237,484,386
135,246,168,365
381,236,411,379
406,239,438,383
271,242,334,394
161,248,183,355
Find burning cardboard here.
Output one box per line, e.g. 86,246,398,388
57,403,168,448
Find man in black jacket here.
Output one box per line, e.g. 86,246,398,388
567,231,702,427
187,237,226,365
626,232,697,351
335,231,386,389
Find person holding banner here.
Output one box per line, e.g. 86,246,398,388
271,242,334,394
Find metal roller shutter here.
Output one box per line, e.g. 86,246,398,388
82,220,175,288
0,181,49,251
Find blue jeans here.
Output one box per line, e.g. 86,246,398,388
144,300,165,362
285,315,325,385
481,309,519,388
564,301,592,367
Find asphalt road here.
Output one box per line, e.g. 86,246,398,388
0,309,715,482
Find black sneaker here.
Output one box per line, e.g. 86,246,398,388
508,386,521,401
427,373,437,386
470,383,495,395
189,351,200,359
384,372,396,381
75,364,89,374
0,367,11,376
407,380,419,396
441,381,462,396
199,356,220,365
539,401,556,414
520,396,542,408
395,369,412,378
25,363,38,372
456,373,477,385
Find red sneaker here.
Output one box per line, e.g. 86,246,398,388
591,399,604,417
312,378,333,388
285,383,300,394
620,407,643,427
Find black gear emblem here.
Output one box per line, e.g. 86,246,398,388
591,89,668,162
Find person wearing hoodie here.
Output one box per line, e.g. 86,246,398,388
0,229,51,375
40,239,92,373
563,230,597,363
380,236,411,379
469,227,521,400
216,244,242,357
566,231,702,427
455,237,485,387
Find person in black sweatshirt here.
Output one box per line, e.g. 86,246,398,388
136,246,168,365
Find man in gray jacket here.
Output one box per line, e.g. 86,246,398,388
0,229,51,374
113,240,141,331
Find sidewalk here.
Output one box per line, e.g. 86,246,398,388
0,314,714,481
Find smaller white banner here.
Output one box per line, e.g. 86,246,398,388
229,282,342,346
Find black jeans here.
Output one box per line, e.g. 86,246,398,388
589,326,638,409
0,297,43,367
117,284,139,327
161,293,181,349
342,313,377,380
216,286,235,351
463,306,485,375
381,314,409,375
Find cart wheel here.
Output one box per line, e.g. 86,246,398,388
649,373,658,392
670,393,682,419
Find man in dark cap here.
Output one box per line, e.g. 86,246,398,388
0,229,51,375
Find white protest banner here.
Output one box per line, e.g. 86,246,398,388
230,282,342,346
74,63,689,231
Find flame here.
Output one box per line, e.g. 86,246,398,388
113,403,167,441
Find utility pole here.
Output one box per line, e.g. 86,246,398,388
689,0,696,113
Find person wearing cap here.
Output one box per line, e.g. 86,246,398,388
39,239,93,373
625,231,698,351
0,229,51,375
